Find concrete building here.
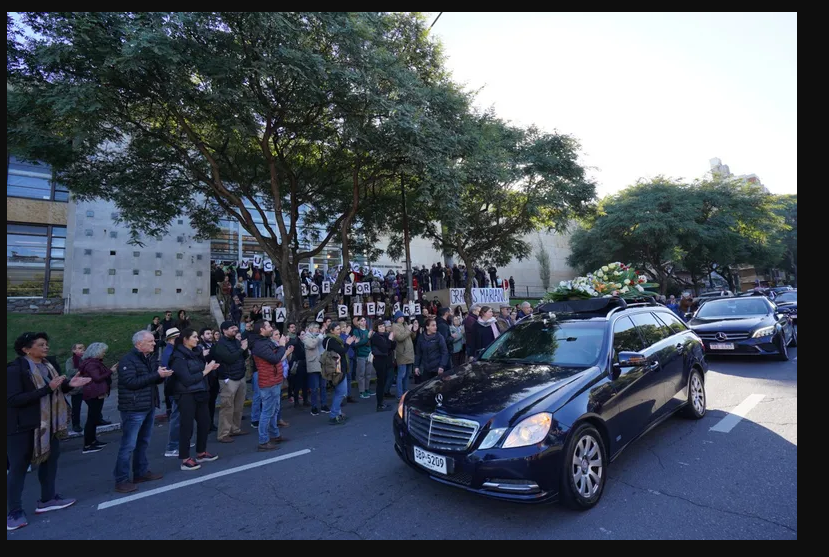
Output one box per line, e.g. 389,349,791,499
709,157,769,193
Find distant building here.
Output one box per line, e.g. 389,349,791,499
709,157,769,193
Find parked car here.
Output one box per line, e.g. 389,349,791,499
773,290,797,323
393,297,708,510
687,296,797,360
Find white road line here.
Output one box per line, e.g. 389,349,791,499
97,449,311,511
710,394,766,433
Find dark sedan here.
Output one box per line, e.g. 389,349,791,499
393,298,709,510
774,290,797,323
688,296,797,360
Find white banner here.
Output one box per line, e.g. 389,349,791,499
450,288,509,305
274,307,287,323
338,305,349,319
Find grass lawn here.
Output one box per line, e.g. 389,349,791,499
7,310,216,368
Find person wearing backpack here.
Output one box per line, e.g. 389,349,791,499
321,322,356,425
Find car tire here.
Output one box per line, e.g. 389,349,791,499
682,369,706,420
788,326,798,347
775,333,789,361
560,423,606,511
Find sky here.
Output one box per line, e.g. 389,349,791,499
429,12,797,197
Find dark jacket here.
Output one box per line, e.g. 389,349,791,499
117,348,163,413
78,358,113,401
464,313,478,356
250,335,287,389
414,332,449,373
288,335,306,362
370,332,396,357
323,334,351,377
212,335,248,381
469,321,498,358
7,357,73,436
436,318,453,352
169,345,209,396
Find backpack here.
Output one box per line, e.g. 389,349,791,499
319,339,345,385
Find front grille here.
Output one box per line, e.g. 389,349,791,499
432,469,474,486
697,331,751,341
407,408,479,452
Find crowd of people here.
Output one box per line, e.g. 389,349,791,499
7,295,536,532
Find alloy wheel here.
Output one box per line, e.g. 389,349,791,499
571,434,603,499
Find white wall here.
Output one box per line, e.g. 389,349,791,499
64,199,211,312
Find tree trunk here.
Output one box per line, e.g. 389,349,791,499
281,262,302,320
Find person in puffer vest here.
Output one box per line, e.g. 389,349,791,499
250,320,291,452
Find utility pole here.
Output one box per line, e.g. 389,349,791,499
401,174,414,301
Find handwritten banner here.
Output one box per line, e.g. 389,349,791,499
449,288,509,305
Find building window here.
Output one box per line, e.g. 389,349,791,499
83,268,91,275
107,288,115,295
176,288,182,294
177,219,184,225
176,270,184,277
155,270,162,276
176,253,184,260
156,252,162,258
108,269,116,275
86,210,94,217
196,288,203,295
196,254,203,260
82,288,90,295
8,224,68,298
84,249,92,256
110,250,116,256
133,269,140,275
133,251,140,257
7,156,69,202
109,231,117,239
85,229,93,236
196,271,203,277
177,236,184,243
132,288,138,294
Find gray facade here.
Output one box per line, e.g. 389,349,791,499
63,199,211,312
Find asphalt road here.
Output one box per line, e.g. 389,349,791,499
8,347,797,540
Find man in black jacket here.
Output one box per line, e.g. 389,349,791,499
436,307,454,371
113,330,173,494
212,321,250,443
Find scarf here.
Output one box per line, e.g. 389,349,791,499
26,358,70,465
478,317,501,341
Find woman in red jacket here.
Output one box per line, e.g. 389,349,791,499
77,343,115,455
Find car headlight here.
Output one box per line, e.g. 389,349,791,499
502,413,553,449
397,391,407,420
478,428,508,450
752,325,776,338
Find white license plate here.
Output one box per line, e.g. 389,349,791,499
710,343,735,350
413,446,448,475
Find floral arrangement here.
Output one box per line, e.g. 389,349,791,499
544,262,659,302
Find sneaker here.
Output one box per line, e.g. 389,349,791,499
321,406,331,414
329,414,348,425
72,425,83,434
35,495,76,514
251,421,260,428
114,482,138,494
288,397,295,404
180,458,201,471
360,392,370,399
7,510,28,532
82,444,104,455
164,449,180,458
258,442,280,452
134,472,163,484
376,404,390,412
93,440,108,447
196,452,219,463
310,407,320,416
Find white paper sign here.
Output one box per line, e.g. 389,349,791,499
414,303,421,315
449,288,509,305
350,262,361,273
409,302,416,316
262,306,273,321
274,307,287,323
372,268,384,279
275,285,283,296
263,259,274,272
322,281,331,294
343,283,353,296
238,260,249,269
338,305,349,318
353,303,363,316
403,304,411,317
316,310,325,323
310,283,319,295
394,303,401,313
357,282,369,295
367,302,376,316
253,255,262,267
301,284,309,297
377,302,386,316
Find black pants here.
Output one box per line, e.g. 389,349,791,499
292,361,309,402
384,361,394,395
373,355,390,407
7,431,60,513
71,393,84,428
452,351,466,367
177,393,210,460
208,374,220,426
84,397,105,446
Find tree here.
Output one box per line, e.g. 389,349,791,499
535,234,552,291
773,195,797,285
8,12,463,321
421,112,597,306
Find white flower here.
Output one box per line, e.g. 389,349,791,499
621,286,629,293
601,265,609,272
624,279,631,285
636,285,644,292
560,281,568,287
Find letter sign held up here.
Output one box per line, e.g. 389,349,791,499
353,303,363,316
367,302,376,316
316,310,325,323
343,283,353,296
274,307,287,323
322,281,331,294
338,305,349,318
300,284,308,297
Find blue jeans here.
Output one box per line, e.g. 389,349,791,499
330,376,348,418
396,364,412,396
251,372,261,422
308,373,328,407
114,408,155,484
251,280,261,297
258,385,282,444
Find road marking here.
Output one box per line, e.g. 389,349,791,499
97,449,311,511
710,394,765,433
